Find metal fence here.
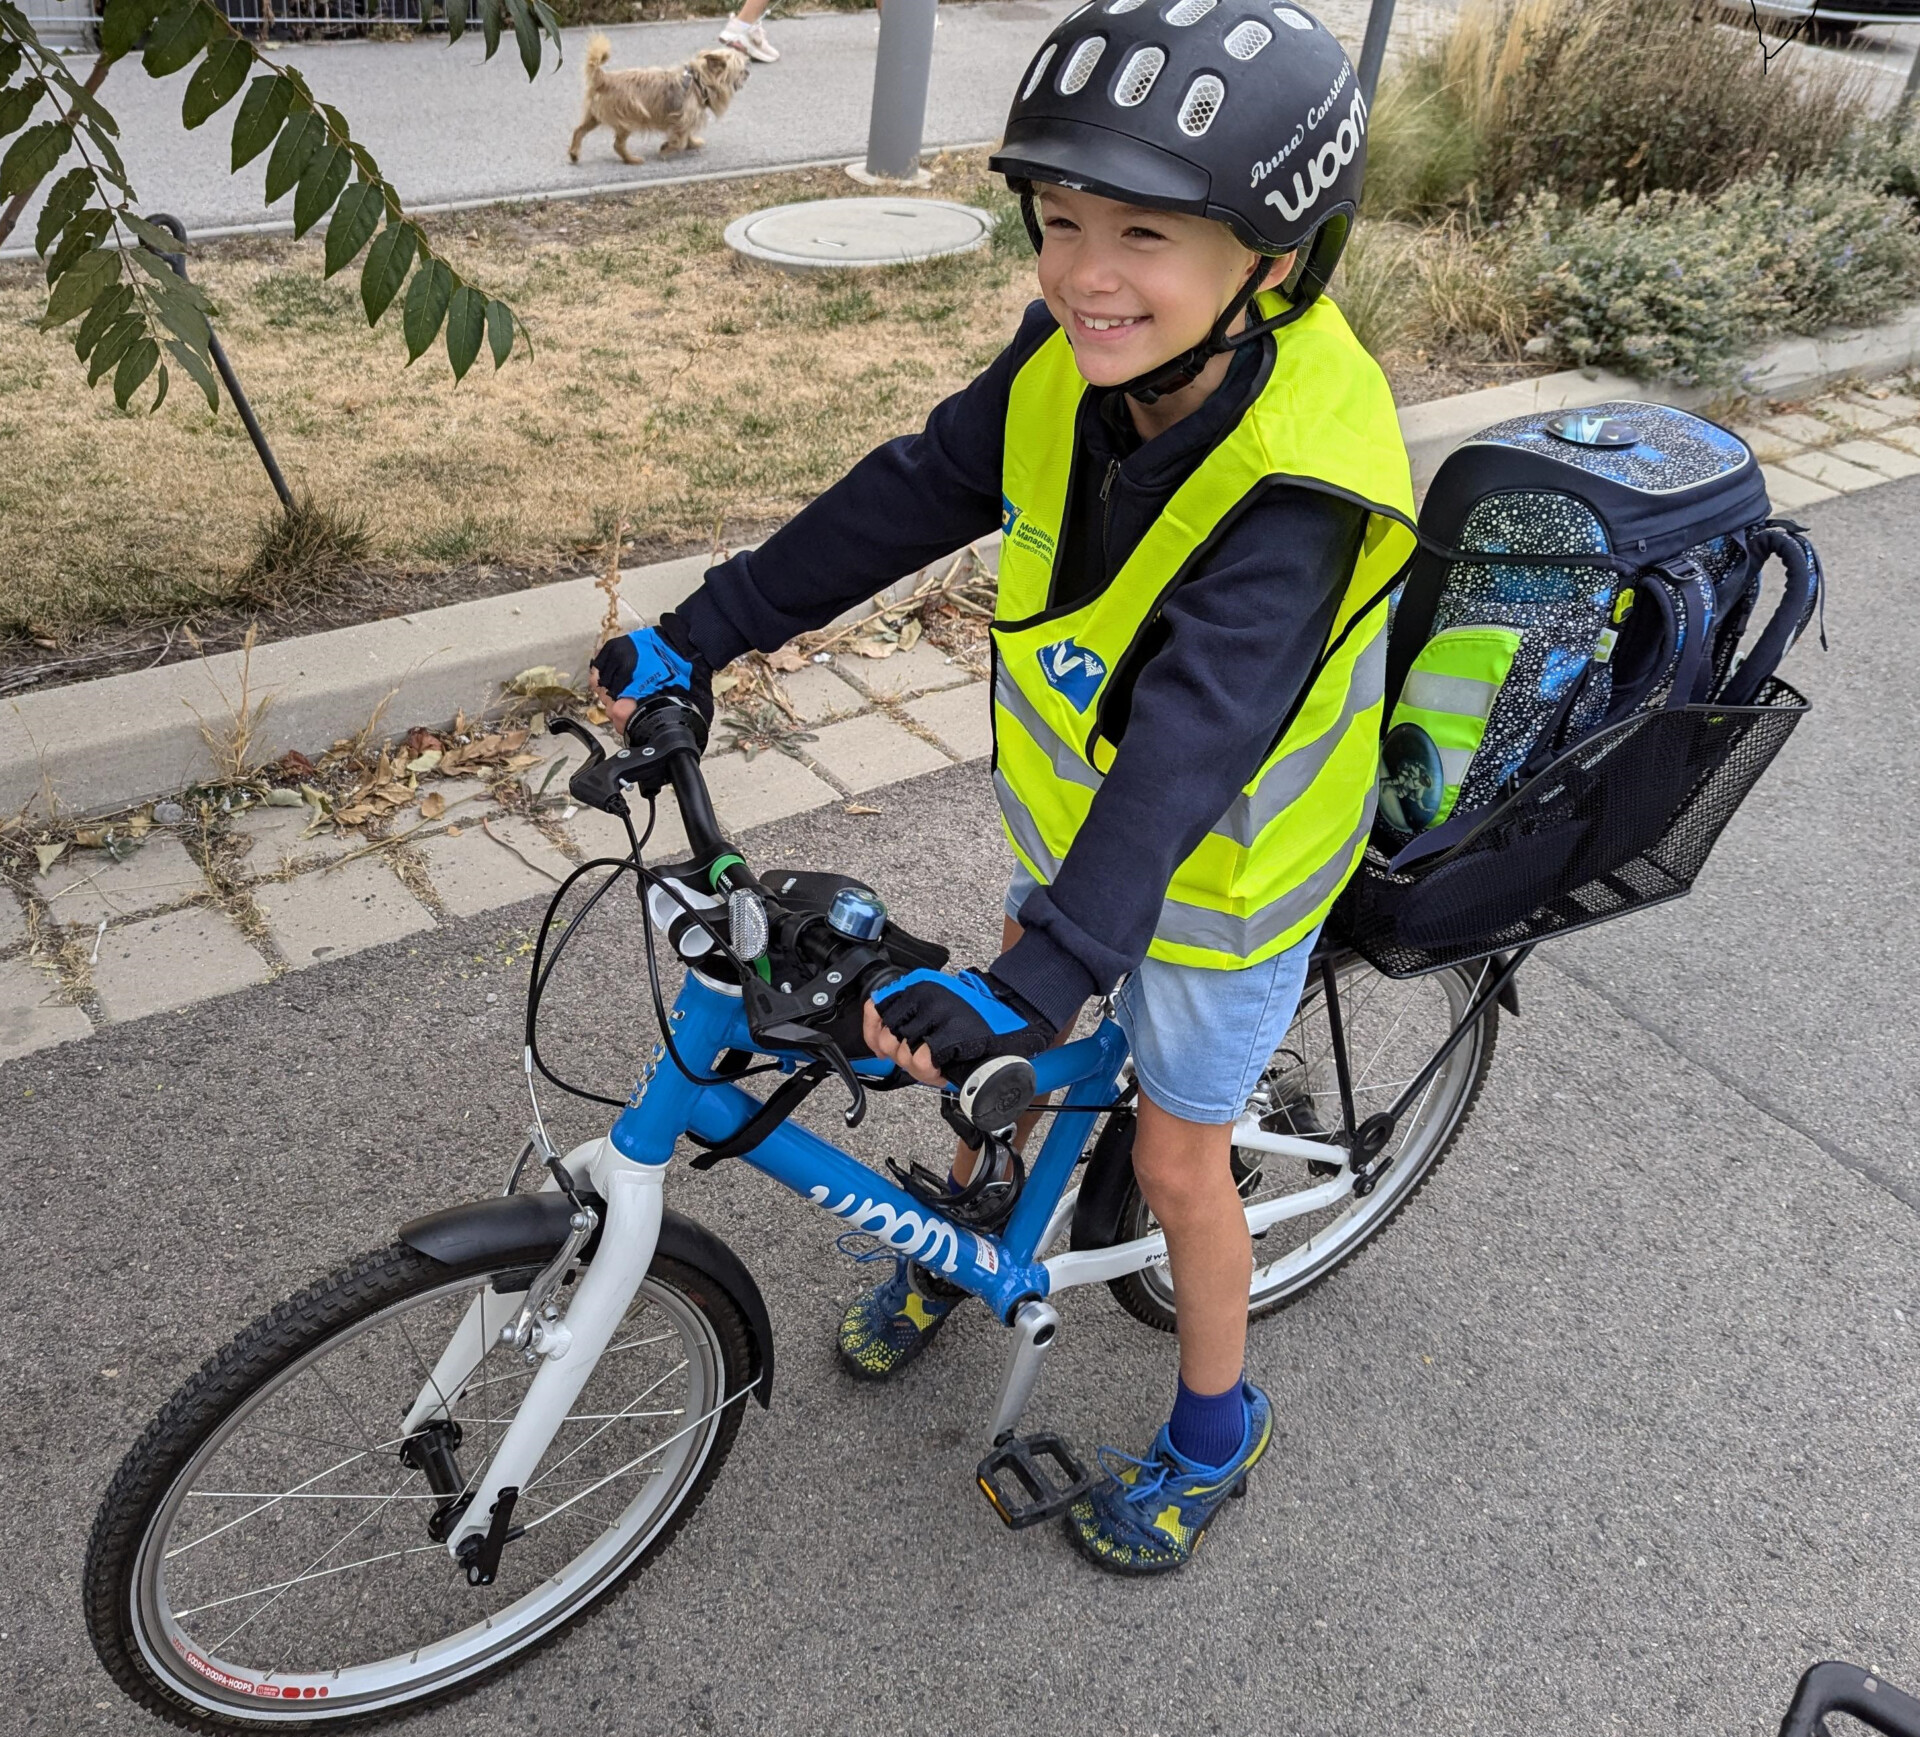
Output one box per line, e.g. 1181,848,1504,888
17,0,486,49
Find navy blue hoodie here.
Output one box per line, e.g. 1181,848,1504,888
667,301,1366,1031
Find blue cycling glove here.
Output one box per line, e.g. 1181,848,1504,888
870,968,1055,1075
591,621,713,729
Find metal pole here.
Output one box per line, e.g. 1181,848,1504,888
144,212,294,511
1355,0,1396,108
862,0,939,184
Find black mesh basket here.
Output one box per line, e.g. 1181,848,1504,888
1330,677,1809,978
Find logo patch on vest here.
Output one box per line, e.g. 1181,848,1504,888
1001,494,1057,566
1037,638,1106,711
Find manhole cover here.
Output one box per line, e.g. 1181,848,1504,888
723,197,994,271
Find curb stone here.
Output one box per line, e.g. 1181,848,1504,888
5,372,1919,1061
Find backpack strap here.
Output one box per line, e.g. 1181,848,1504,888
1717,524,1821,706
1658,554,1716,710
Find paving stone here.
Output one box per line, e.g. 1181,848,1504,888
1759,413,1837,449
1731,423,1802,465
1761,464,1838,511
904,683,992,763
833,641,976,701
803,713,950,793
255,858,434,965
230,800,346,874
1849,390,1920,420
38,835,208,928
0,891,26,954
92,906,271,1023
1827,438,1920,481
774,662,866,724
1817,398,1896,434
417,818,572,918
1869,424,1920,460
564,799,690,864
419,778,498,819
0,957,91,1060
704,749,838,832
1778,449,1889,493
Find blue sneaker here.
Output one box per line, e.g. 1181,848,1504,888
1064,1381,1273,1574
835,1258,959,1381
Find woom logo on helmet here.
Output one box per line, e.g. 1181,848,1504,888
1258,86,1367,223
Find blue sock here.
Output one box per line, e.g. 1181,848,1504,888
1167,1375,1248,1470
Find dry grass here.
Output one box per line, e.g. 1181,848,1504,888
0,154,1034,646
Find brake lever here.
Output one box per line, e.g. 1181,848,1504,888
548,715,606,765
742,975,869,1128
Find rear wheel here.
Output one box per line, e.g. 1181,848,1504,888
86,1243,752,1730
1109,954,1500,1333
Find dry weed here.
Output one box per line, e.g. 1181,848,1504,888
184,624,276,786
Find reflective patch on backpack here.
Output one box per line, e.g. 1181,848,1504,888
1385,625,1522,830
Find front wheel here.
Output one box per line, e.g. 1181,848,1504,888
1108,953,1500,1333
85,1242,753,1730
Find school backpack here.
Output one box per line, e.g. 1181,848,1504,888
1332,401,1822,974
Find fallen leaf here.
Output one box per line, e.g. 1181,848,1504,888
406,749,442,775
585,703,609,726
420,791,447,821
73,828,108,848
124,814,151,838
274,749,318,778
445,824,463,837
854,639,897,659
263,787,306,807
504,753,539,770
898,618,923,650
767,647,808,673
712,672,741,697
404,727,442,758
34,842,66,875
844,803,882,816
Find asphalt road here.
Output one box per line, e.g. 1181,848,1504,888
5,476,1919,1735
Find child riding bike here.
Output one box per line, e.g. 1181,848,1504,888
594,6,1415,1573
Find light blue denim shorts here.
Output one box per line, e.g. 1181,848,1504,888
1006,865,1319,1126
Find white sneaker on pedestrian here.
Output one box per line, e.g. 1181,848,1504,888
718,16,779,61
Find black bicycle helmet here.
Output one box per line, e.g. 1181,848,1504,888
990,1,1368,399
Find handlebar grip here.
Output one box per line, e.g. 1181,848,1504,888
1779,1663,1920,1737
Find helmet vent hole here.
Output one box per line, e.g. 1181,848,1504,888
1111,45,1166,106
1176,72,1225,134
1057,35,1107,94
1163,0,1216,25
1272,4,1314,27
1021,42,1057,99
1223,18,1271,57
1106,0,1149,12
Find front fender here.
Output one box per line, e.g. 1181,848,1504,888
399,1192,774,1407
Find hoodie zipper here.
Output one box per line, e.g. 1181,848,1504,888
1099,458,1121,568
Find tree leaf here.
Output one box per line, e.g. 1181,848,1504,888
0,119,70,198
486,296,514,367
113,336,160,409
359,219,415,324
291,141,349,238
0,77,44,141
33,165,91,255
151,362,170,413
263,107,324,204
99,0,162,61
164,336,220,410
0,42,22,86
45,206,110,283
444,0,466,45
121,210,185,255
40,246,117,327
146,271,213,352
402,256,452,361
230,72,293,170
480,0,502,61
324,177,382,276
444,282,484,380
87,313,144,384
504,0,540,80
142,0,215,77
183,36,250,129
74,280,135,359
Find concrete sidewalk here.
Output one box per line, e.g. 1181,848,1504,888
2,0,1431,251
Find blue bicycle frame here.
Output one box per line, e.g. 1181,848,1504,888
605,965,1134,1322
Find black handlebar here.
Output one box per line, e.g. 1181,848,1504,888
1779,1662,1920,1737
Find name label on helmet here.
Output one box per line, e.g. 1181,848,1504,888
1248,62,1351,191
1258,87,1368,224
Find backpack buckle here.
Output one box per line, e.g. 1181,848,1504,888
975,1433,1096,1529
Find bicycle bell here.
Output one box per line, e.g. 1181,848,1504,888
826,885,887,942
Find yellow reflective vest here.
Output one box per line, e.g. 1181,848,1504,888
991,293,1417,969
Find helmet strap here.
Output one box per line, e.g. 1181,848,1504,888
1120,254,1275,406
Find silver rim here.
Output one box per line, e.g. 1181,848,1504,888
129,1269,726,1721
1131,958,1491,1311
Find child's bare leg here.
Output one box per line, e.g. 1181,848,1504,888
1128,1093,1249,1393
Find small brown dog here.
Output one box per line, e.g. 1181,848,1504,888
568,35,750,165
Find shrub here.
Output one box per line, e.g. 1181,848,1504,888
1335,217,1530,361
232,494,373,611
1366,0,1868,219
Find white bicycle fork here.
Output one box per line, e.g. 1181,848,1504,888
403,1141,665,1563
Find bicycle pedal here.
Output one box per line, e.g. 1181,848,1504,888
975,1432,1096,1530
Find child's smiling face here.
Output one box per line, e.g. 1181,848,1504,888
1033,183,1265,389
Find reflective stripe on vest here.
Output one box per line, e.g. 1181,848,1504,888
991,292,1417,970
